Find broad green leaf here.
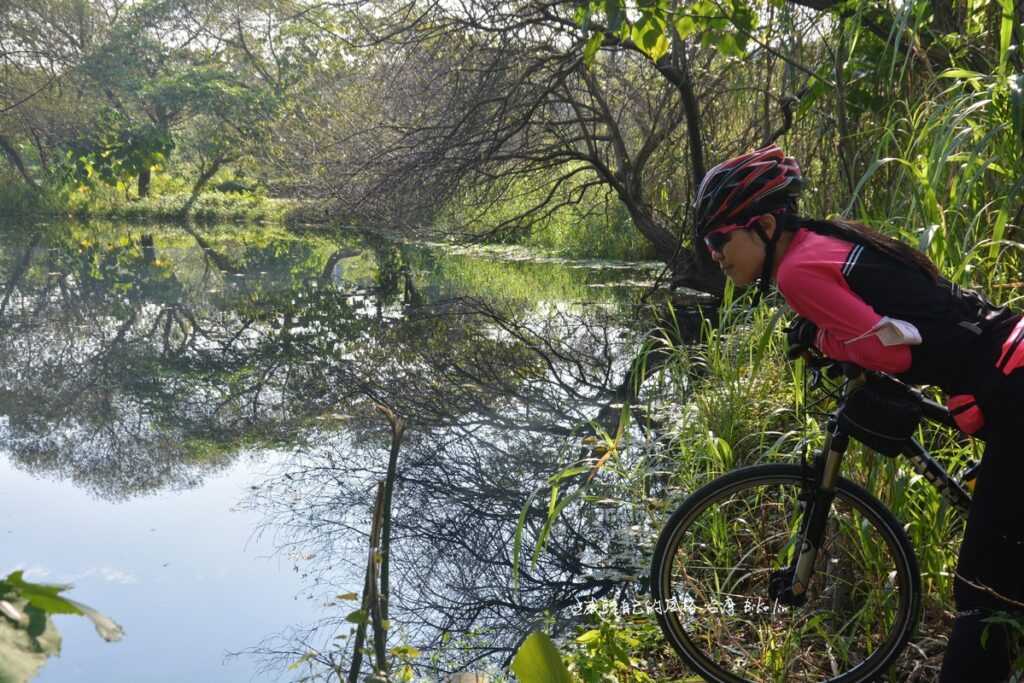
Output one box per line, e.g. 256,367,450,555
646,14,667,49
345,608,369,625
583,33,604,66
673,15,697,39
510,632,572,683
796,71,833,118
575,629,601,644
388,644,421,658
731,4,756,35
648,32,670,61
632,11,668,59
717,32,743,58
1,572,80,617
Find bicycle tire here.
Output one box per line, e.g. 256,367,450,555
650,463,921,683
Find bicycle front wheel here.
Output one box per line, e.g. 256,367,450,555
651,463,921,683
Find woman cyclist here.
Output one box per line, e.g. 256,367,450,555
693,144,1024,681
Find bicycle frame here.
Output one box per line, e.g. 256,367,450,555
775,363,972,604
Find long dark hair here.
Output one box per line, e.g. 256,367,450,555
790,216,940,281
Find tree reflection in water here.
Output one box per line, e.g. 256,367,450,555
0,220,677,678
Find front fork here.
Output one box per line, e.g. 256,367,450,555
770,420,849,607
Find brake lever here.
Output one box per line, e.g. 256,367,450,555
808,365,823,391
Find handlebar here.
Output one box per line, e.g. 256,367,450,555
799,353,957,430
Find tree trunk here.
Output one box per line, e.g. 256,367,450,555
621,202,679,258
654,42,715,283
1,234,41,319
375,404,405,629
138,167,152,199
180,224,243,274
348,483,387,683
0,135,39,191
179,157,227,218
140,234,156,264
368,484,388,677
28,128,49,174
620,200,724,296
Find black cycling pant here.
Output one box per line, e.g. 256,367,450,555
939,428,1024,682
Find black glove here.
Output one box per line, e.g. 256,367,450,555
785,316,818,359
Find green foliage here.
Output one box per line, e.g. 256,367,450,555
650,292,798,476
512,199,657,261
511,632,572,683
575,0,755,64
65,183,294,223
409,247,638,308
849,68,1024,304
62,111,174,189
0,0,291,215
510,610,665,683
0,571,122,683
566,611,656,683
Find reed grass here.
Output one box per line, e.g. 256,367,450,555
849,71,1024,306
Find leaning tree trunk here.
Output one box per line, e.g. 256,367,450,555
0,135,39,191
649,34,723,293
179,157,228,218
138,167,151,199
621,198,724,296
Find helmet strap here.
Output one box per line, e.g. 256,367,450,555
756,211,795,298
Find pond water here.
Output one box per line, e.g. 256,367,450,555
0,218,663,681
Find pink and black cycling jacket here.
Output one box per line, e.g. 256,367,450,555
775,227,1022,435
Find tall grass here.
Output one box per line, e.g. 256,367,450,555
849,71,1024,305
645,287,802,480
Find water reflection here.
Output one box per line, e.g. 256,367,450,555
0,218,664,678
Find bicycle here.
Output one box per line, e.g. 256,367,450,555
650,356,975,683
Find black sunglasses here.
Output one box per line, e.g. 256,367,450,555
703,214,763,254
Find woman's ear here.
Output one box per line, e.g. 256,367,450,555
757,214,777,240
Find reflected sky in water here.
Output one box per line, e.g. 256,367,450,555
0,449,323,682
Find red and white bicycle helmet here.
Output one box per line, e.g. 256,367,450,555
694,144,803,235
